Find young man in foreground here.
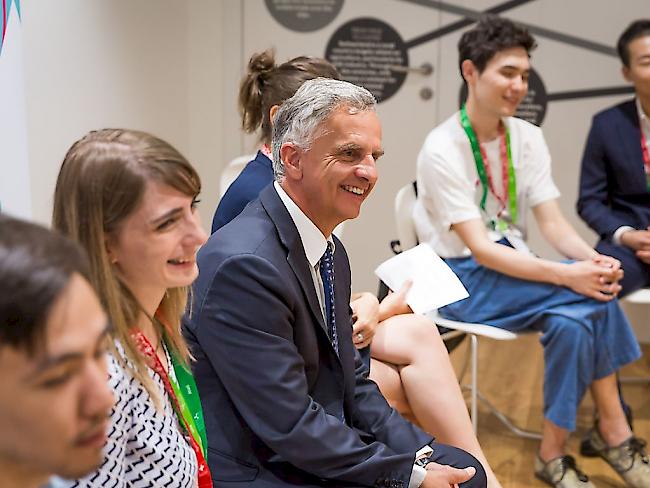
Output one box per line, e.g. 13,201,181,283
0,216,113,488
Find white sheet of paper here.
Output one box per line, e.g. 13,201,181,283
374,243,469,314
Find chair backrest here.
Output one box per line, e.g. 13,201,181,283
393,182,419,252
624,287,650,305
219,154,255,197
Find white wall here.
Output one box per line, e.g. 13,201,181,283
187,0,245,229
20,0,246,233
22,1,190,225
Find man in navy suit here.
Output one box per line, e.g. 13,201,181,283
577,19,650,296
184,78,486,487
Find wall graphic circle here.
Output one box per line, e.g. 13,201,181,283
325,17,408,103
265,0,344,32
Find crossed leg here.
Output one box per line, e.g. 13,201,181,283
368,313,501,488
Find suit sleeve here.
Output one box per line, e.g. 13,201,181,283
194,253,418,487
332,244,433,454
577,116,627,239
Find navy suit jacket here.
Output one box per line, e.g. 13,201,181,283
577,99,650,239
211,150,274,233
185,185,432,487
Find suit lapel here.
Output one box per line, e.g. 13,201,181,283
617,101,646,183
259,185,331,340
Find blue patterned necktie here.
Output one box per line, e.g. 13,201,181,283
319,242,339,355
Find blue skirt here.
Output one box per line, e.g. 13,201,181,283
441,248,641,431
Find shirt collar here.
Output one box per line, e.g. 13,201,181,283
273,181,334,267
636,98,649,128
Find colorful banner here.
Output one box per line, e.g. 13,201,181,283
1,0,21,53
0,0,31,219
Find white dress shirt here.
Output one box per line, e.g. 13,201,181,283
274,181,332,322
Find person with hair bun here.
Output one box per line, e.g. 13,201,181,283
212,49,340,233
52,129,212,488
211,49,503,488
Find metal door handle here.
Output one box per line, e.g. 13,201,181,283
387,62,433,76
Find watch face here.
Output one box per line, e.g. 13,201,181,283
415,446,434,467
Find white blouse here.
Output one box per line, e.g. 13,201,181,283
62,342,198,488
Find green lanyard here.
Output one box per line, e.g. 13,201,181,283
459,105,518,226
167,347,209,458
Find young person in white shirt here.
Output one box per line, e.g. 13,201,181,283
413,14,649,488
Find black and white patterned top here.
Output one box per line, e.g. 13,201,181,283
62,342,198,488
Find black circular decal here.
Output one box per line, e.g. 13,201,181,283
265,0,344,32
325,17,409,103
458,68,548,126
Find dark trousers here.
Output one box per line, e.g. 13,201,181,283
597,239,649,426
429,442,488,488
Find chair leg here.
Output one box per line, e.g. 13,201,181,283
461,333,542,440
620,376,650,384
470,334,478,434
456,334,472,383
474,390,542,440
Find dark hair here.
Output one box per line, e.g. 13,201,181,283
0,215,91,353
458,14,536,79
617,19,650,67
238,48,341,144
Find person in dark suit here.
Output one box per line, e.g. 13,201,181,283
211,49,502,488
184,78,486,488
577,19,650,296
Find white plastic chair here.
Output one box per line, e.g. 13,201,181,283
393,182,541,438
624,287,650,305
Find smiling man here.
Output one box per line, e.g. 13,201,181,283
0,215,113,488
413,15,648,488
185,78,486,488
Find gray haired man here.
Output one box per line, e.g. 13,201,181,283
185,78,486,488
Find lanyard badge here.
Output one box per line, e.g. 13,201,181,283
131,329,213,488
459,105,518,230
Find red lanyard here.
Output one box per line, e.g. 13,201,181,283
640,120,650,191
261,143,273,161
478,125,510,213
131,330,213,488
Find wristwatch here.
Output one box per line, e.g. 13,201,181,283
415,445,434,468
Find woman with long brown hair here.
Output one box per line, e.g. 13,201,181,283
53,129,211,488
